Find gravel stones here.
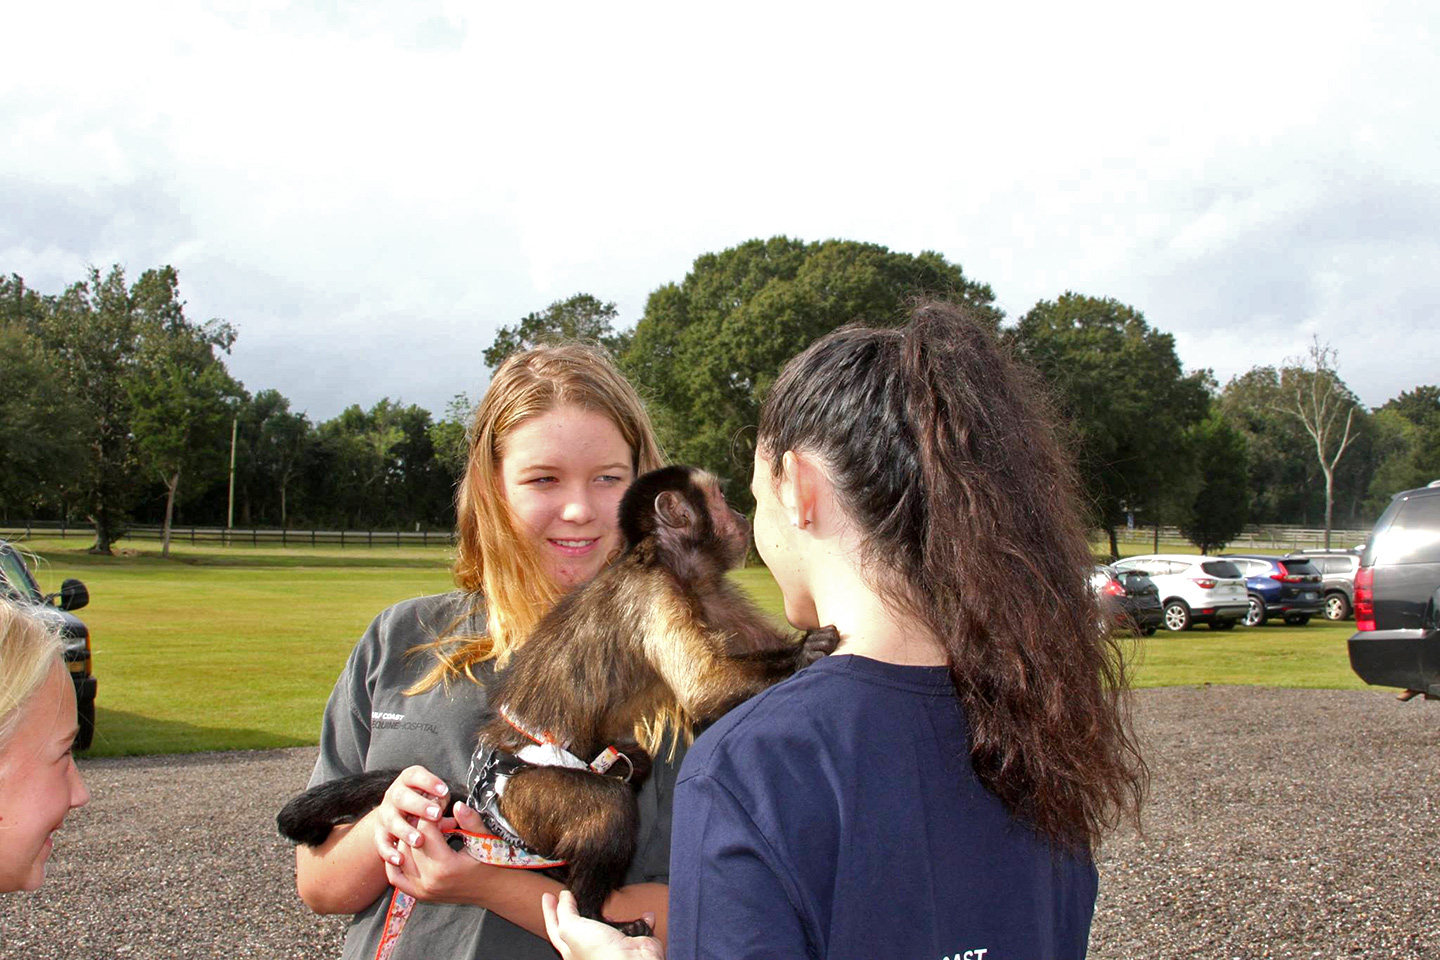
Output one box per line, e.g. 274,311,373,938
1,687,1435,958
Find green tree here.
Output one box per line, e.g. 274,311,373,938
128,324,242,556
428,393,474,476
1178,412,1250,554
1008,292,1211,559
233,389,314,527
38,266,148,552
0,319,87,517
623,237,999,505
29,264,239,553
1365,386,1440,512
484,294,628,370
1217,368,1314,523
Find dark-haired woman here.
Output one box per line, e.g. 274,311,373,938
544,301,1146,960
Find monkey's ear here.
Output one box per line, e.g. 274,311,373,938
655,490,694,529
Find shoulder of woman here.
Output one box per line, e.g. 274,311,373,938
369,591,478,643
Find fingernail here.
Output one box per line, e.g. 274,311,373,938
435,782,448,795
390,854,401,865
408,832,420,845
426,805,440,819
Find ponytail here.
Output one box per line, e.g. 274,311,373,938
758,300,1146,850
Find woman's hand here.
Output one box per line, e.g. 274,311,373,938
382,799,518,903
372,765,452,866
543,890,665,960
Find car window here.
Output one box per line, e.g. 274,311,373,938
1200,560,1243,579
1379,494,1440,565
1282,559,1320,577
0,548,39,602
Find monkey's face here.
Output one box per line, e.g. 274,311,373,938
690,473,749,569
499,405,636,590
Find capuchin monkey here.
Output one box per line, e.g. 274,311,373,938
279,465,838,935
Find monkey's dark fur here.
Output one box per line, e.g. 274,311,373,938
278,465,838,934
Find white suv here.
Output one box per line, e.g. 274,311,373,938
1110,554,1249,632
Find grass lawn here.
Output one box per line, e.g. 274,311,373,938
9,536,1374,757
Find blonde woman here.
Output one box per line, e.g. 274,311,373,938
295,344,673,959
0,599,91,893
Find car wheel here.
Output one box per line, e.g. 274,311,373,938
1324,593,1351,621
1284,614,1311,626
1209,619,1236,631
1163,600,1191,632
75,694,95,752
1243,594,1267,627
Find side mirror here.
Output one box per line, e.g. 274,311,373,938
56,578,89,612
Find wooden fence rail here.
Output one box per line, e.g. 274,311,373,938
0,520,457,548
2,519,1372,553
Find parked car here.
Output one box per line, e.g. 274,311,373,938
1286,548,1361,621
0,540,96,749
1220,554,1325,626
1090,564,1163,636
1348,482,1440,698
1109,554,1249,632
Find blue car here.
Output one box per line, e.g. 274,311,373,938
1221,554,1326,626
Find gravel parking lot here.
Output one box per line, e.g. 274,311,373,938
1,686,1435,959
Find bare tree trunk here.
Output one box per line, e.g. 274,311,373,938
161,470,180,558
1323,468,1335,550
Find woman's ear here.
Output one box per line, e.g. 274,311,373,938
779,450,822,531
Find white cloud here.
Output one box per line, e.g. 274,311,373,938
2,0,1436,417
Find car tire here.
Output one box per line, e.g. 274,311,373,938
1284,614,1311,626
1324,593,1351,621
1163,600,1192,632
75,694,95,752
1209,619,1236,631
1243,594,1268,627
1141,626,1157,637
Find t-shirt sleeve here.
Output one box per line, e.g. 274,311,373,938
667,771,813,960
307,617,379,788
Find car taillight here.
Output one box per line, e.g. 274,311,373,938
1102,579,1127,597
1192,578,1217,589
1354,566,1375,631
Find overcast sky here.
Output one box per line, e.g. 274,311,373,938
5,1,1436,422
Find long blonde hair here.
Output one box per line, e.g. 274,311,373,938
410,343,664,692
0,600,63,754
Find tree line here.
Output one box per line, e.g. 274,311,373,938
4,238,1437,557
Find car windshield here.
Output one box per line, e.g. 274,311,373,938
1200,560,1243,579
0,548,40,602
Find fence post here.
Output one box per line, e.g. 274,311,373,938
368,530,373,548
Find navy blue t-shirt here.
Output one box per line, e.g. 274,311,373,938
668,654,1097,960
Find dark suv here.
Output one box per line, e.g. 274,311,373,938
1221,554,1325,626
1347,482,1440,698
1287,548,1361,621
0,541,96,749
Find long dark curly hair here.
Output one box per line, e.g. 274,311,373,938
757,300,1146,851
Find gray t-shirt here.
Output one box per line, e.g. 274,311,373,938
307,592,684,960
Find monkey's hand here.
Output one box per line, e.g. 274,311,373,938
797,625,841,668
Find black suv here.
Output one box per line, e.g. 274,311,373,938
1287,548,1361,621
0,540,96,749
1348,482,1440,698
